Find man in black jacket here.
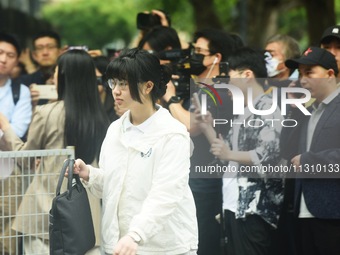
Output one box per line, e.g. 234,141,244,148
281,46,340,255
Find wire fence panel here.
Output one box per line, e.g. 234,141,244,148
0,149,74,255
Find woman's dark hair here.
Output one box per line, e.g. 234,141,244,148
57,49,110,162
93,55,110,75
138,26,181,53
106,48,171,105
93,55,118,122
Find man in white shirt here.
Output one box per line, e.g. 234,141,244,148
0,32,32,140
0,32,32,255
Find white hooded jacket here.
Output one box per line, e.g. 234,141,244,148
85,106,198,254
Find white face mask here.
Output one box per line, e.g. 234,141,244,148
265,52,285,77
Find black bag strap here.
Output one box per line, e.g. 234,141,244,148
11,79,21,105
56,159,82,199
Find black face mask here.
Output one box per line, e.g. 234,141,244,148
190,53,206,75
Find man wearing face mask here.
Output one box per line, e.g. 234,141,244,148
264,34,301,117
265,34,300,85
150,29,241,253
188,28,242,255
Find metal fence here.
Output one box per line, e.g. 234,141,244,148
0,149,74,255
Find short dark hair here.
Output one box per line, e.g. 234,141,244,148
0,31,21,56
228,47,268,79
93,56,110,75
138,26,181,53
194,28,240,61
106,48,171,105
32,31,61,48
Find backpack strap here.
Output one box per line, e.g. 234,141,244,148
11,79,21,105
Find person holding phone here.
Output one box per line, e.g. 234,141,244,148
188,28,240,255
194,47,284,255
73,48,198,255
18,31,62,107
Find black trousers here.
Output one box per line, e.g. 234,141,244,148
269,178,298,255
297,218,340,255
223,210,273,255
192,191,222,255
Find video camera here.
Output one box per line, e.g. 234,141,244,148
136,11,171,30
156,47,230,99
157,47,192,99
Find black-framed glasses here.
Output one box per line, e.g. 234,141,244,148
107,78,128,90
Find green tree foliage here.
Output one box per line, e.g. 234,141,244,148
42,0,196,49
42,0,338,50
135,0,195,36
42,0,138,49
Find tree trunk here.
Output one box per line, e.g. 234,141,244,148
245,0,282,48
189,0,223,30
302,0,336,46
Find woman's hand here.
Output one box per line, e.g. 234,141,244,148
114,235,138,255
66,159,90,182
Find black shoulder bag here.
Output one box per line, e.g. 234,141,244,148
49,159,96,255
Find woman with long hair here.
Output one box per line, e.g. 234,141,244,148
0,49,110,255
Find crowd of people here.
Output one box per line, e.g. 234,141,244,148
1,9,340,255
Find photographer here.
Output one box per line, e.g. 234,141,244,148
138,26,193,128
188,28,242,255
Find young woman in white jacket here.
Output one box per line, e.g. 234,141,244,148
74,48,198,255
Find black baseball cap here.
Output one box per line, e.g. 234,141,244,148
285,47,338,75
320,25,340,44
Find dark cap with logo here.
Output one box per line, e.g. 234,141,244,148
285,47,338,75
320,25,340,44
